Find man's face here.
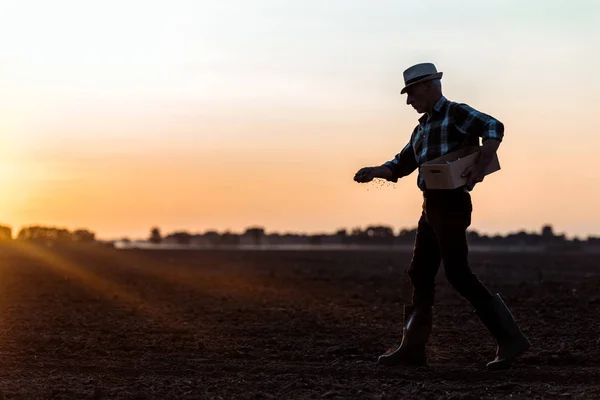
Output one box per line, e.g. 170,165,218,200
405,82,431,114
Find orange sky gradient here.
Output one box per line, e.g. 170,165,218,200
1,0,600,240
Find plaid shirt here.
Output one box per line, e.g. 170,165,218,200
383,96,504,191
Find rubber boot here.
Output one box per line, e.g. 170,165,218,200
475,293,531,370
377,305,433,366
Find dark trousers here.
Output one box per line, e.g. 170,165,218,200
408,188,492,309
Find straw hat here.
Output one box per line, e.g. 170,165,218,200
400,62,443,94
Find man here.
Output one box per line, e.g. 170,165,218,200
354,62,530,370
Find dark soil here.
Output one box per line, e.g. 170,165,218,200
0,243,598,399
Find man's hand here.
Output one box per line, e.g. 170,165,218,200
354,166,392,183
461,139,501,187
461,161,486,187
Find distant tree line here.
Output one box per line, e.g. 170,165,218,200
0,224,96,244
143,224,600,250
1,222,598,251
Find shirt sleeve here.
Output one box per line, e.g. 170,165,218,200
381,140,418,183
453,103,504,142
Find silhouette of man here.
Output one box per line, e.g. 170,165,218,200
354,62,530,370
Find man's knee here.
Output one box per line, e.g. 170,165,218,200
444,264,492,308
444,266,478,293
408,260,438,287
410,244,440,271
407,265,421,286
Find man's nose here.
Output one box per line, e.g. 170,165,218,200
406,96,412,105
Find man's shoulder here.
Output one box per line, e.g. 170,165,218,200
443,98,471,110
442,99,481,118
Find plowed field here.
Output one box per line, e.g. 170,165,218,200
0,244,598,399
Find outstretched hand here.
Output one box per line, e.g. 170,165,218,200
354,167,377,183
354,166,393,183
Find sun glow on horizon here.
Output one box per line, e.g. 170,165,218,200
0,0,599,239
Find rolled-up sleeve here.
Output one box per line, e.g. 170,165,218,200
454,103,504,142
382,141,418,183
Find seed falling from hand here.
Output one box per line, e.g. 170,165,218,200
366,179,396,191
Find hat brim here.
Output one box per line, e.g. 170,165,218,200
400,72,443,94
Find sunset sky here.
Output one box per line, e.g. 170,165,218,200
1,0,599,240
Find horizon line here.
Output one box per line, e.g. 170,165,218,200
4,222,598,242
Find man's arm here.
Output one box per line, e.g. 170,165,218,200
354,128,419,184
380,140,418,182
354,140,418,183
453,103,504,185
478,137,501,166
453,102,504,143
